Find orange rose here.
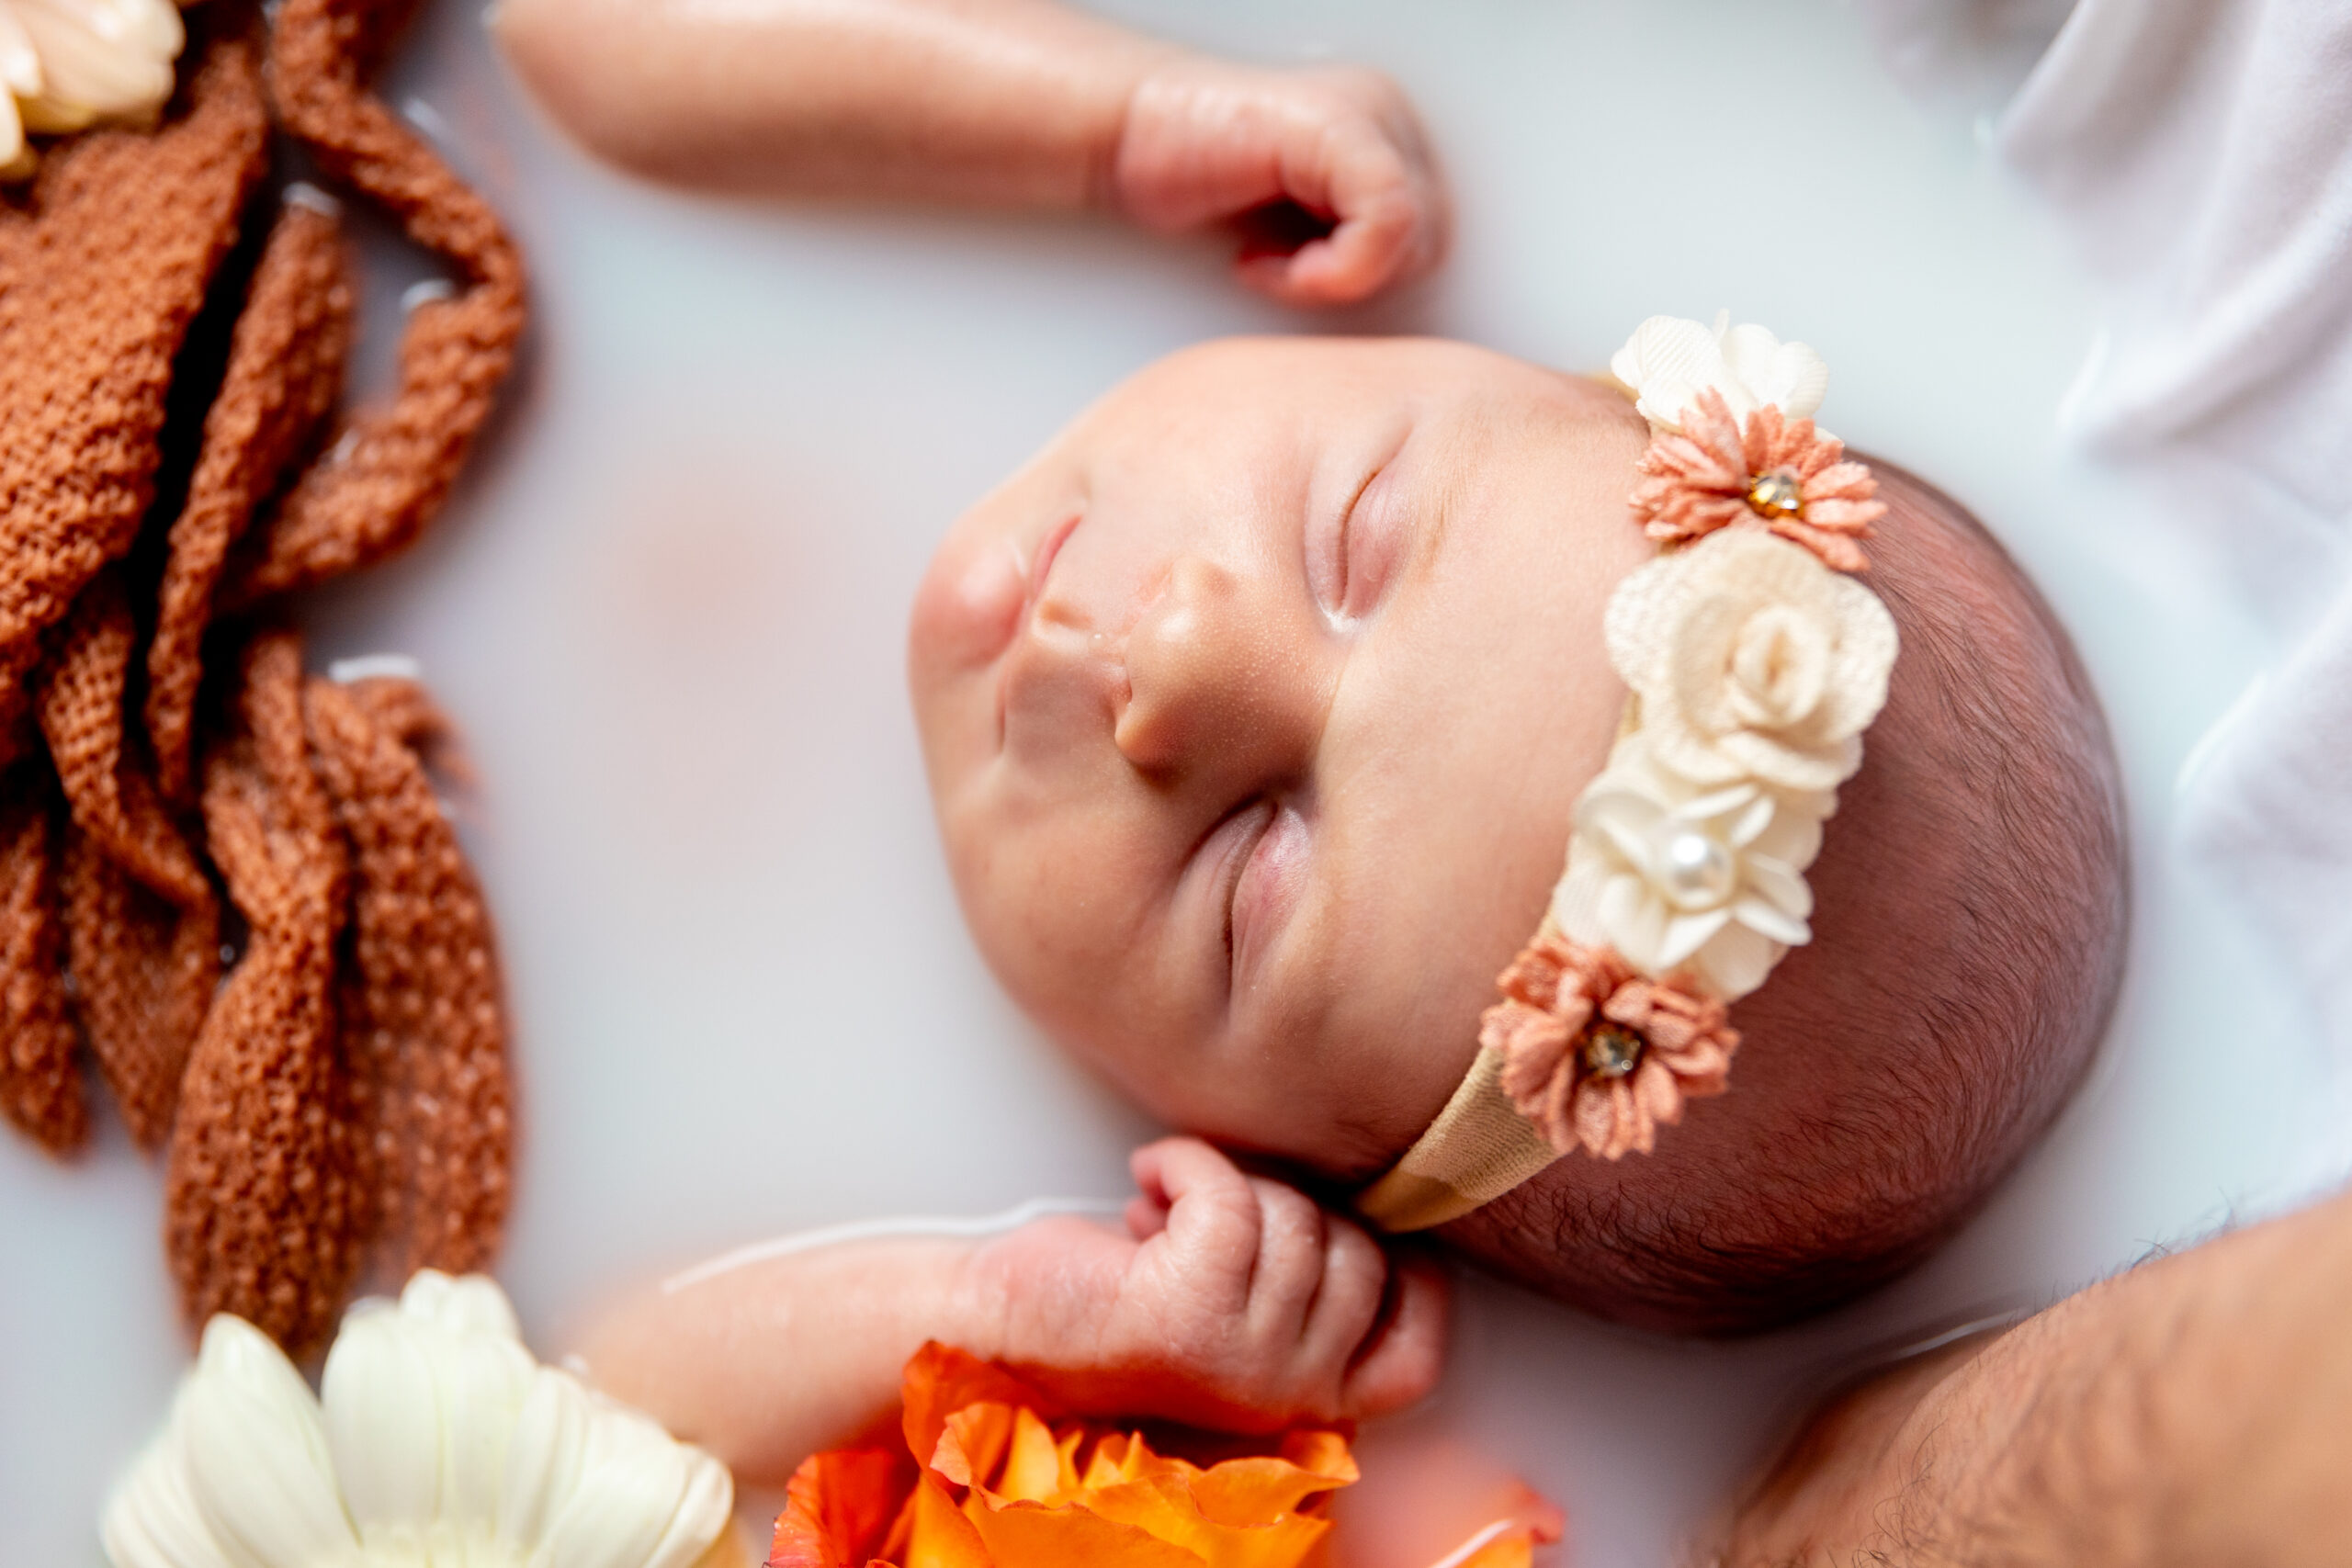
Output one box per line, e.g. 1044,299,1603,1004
769,1345,1552,1568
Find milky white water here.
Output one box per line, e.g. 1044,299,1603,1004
6,4,2336,1563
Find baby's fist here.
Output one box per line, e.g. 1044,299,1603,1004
1111,61,1447,308
972,1138,1446,1431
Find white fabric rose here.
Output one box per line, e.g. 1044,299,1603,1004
1552,736,1829,999
1609,310,1830,433
102,1270,742,1568
1606,525,1897,794
1,0,185,176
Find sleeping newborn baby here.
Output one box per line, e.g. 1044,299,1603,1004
910,322,2126,1334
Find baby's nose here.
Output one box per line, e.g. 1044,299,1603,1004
1114,556,1331,785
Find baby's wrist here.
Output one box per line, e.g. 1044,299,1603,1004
936,1233,1024,1366
1095,48,1212,216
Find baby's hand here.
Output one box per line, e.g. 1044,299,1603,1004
967,1138,1446,1430
1112,62,1447,308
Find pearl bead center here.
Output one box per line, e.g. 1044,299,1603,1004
1660,829,1736,908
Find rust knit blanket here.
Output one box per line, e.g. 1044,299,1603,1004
0,0,524,1358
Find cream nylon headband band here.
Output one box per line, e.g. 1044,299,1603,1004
1361,313,1899,1234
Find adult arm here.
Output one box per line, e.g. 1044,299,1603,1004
1705,1183,2352,1566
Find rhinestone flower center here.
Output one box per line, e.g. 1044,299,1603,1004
1746,468,1804,519
1582,1023,1644,1080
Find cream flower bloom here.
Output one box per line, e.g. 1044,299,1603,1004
102,1271,742,1568
1609,310,1830,434
0,0,185,177
1606,524,1896,794
1552,736,1827,1000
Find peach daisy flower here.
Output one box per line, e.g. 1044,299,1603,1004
1631,387,1886,573
1482,922,1739,1160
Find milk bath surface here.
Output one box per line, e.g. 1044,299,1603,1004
1,3,2330,1565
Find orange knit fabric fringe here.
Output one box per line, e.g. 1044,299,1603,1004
0,0,525,1359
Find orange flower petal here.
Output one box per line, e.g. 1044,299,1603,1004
961,1485,1202,1568
1072,1472,1336,1568
997,1406,1071,1505
771,1450,915,1568
903,1343,1059,1482
1191,1438,1357,1526
905,1472,1000,1568
789,1345,1361,1568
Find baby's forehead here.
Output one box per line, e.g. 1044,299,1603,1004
1072,339,1641,492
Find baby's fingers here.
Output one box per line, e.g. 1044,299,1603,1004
1130,1137,1262,1308
1238,70,1444,307
1340,1252,1449,1417
1240,1176,1332,1341
1237,191,1423,308
1293,1211,1389,1379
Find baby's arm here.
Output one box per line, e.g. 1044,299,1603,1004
570,1138,1446,1485
492,0,1445,306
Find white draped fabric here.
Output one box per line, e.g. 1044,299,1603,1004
1883,0,2352,1097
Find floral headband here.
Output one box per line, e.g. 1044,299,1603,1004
1358,314,1899,1233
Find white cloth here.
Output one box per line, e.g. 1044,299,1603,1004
1987,2,2352,1055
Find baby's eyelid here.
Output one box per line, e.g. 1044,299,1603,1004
1312,459,1388,627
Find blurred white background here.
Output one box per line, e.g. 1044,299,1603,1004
6,3,2342,1563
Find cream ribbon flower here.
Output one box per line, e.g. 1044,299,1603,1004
1552,736,1828,1000
102,1271,743,1568
0,0,185,177
1605,524,1897,795
1609,310,1829,434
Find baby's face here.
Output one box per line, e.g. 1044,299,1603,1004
911,339,1649,1171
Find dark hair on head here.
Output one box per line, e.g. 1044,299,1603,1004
1443,461,2129,1335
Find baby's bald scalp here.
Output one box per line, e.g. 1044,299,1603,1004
1443,463,2128,1334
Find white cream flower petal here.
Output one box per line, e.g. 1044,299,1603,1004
1765,342,1829,420
1609,314,1755,432
1555,727,1837,995
1750,797,1828,868
500,1366,597,1551
531,1417,697,1568
13,0,175,118
0,5,43,95
178,1318,359,1568
102,1430,236,1568
1733,893,1810,947
1657,908,1732,971
95,0,181,58
1609,315,1722,400
1678,782,1761,824
639,1450,734,1568
1549,852,1610,948
322,1299,447,1551
1744,852,1814,921
439,1337,536,1535
1717,323,1781,398
1719,324,1829,420
1589,809,1654,869
1693,921,1783,999
109,1274,739,1568
1608,528,1896,792
402,1267,524,1342
1599,872,1667,967
1725,790,1778,850
0,86,27,170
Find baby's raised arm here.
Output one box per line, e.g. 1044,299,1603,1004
492,0,1446,306
570,1138,1446,1485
